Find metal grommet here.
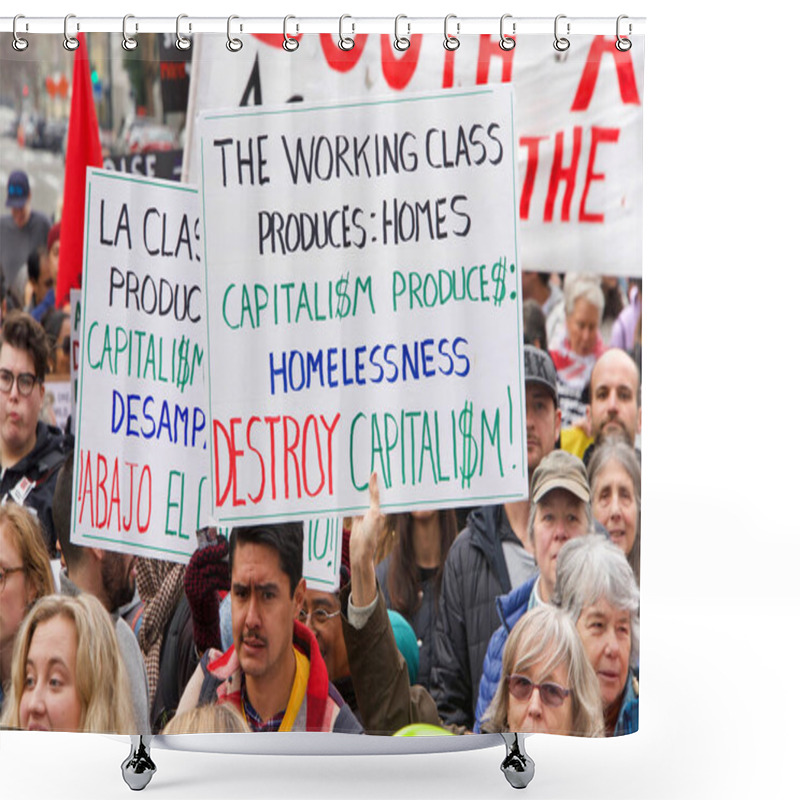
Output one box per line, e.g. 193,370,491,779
122,14,138,51
176,14,192,51
283,15,299,52
443,14,460,51
338,14,355,51
616,15,632,51
63,14,79,51
12,15,29,52
226,15,243,52
499,14,515,51
394,14,410,51
553,14,570,52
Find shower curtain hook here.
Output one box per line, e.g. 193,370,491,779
394,14,411,51
63,14,80,51
176,14,192,51
12,15,29,51
616,15,632,51
283,15,299,51
339,15,355,51
553,14,570,52
499,14,516,51
443,14,460,51
226,15,243,52
122,15,138,51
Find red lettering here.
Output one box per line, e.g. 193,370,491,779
283,416,301,499
571,36,641,112
97,454,108,527
443,48,455,88
137,466,152,533
544,128,582,222
380,34,422,90
319,34,368,73
579,126,620,223
519,136,547,220
79,449,94,526
213,419,234,506
229,418,245,507
264,416,280,500
320,413,341,495
476,33,514,84
246,416,266,504
108,458,121,531
123,462,135,531
302,416,325,498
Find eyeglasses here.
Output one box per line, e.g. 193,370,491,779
0,565,25,593
507,674,571,707
298,607,341,626
0,369,40,396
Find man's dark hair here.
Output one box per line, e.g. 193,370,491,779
1,309,50,380
230,522,304,594
53,453,85,569
27,246,46,283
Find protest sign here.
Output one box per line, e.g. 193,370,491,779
71,169,208,563
198,85,527,524
303,515,343,592
185,33,643,276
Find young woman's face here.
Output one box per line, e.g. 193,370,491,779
19,615,83,731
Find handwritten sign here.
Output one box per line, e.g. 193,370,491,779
199,86,527,524
71,170,209,563
303,515,343,592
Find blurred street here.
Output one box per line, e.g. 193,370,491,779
0,134,64,222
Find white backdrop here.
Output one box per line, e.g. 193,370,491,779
2,2,799,800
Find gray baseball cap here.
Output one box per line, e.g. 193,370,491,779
530,450,590,504
523,345,558,407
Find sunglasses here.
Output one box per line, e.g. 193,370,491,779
507,674,571,707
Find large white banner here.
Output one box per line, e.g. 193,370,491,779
198,85,528,524
186,33,643,276
72,169,209,563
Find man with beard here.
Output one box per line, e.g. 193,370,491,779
52,456,151,733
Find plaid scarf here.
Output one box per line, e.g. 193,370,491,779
135,557,185,707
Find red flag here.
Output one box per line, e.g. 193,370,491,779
56,32,103,308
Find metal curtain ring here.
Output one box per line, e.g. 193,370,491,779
176,14,191,51
12,15,29,51
553,14,570,52
499,14,515,51
283,15,299,51
227,15,243,52
122,15,138,51
616,15,632,51
63,14,79,51
339,15,355,51
443,14,460,51
394,14,410,51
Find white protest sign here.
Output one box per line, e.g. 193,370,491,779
186,33,643,276
69,288,81,425
71,169,208,564
199,85,527,524
303,515,343,592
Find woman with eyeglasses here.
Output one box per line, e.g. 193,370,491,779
0,503,54,714
551,534,640,736
480,603,603,736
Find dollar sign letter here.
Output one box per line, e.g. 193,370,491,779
459,401,479,489
336,272,351,318
492,257,507,307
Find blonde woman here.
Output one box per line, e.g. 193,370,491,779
162,702,249,735
1,593,135,732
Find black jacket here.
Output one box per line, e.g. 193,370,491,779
1,421,68,556
428,505,521,729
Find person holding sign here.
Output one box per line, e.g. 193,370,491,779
0,311,68,556
175,522,362,733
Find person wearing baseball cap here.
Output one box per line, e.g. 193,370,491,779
472,449,593,730
0,171,51,306
429,344,562,730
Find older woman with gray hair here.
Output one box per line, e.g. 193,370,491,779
587,435,641,585
481,604,603,736
550,273,605,427
551,533,639,736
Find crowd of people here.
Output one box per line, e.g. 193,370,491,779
0,169,642,738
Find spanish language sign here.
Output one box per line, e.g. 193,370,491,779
71,169,209,563
198,86,527,524
186,33,643,276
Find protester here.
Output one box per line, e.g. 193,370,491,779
376,508,458,690
27,223,60,323
522,299,548,351
521,271,564,346
52,456,151,733
479,604,603,736
0,171,51,308
472,450,593,729
42,309,70,376
610,278,641,354
430,344,561,730
587,436,641,584
599,276,626,345
162,702,249,735
177,522,362,733
0,504,54,713
0,310,68,556
549,273,606,428
24,248,52,320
